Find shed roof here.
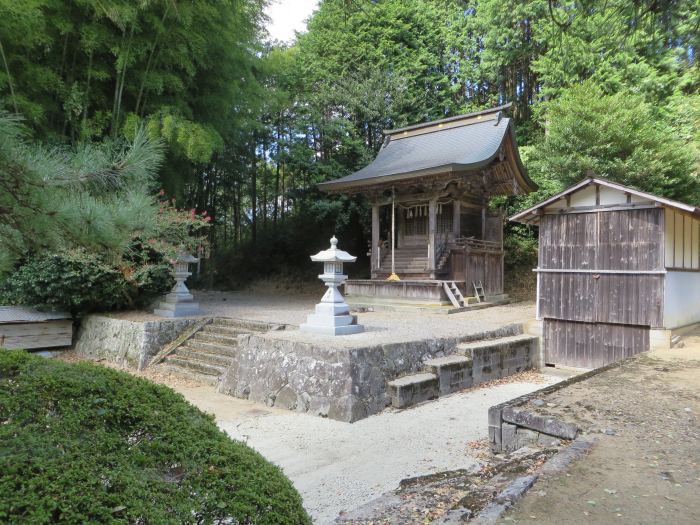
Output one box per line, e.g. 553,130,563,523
318,104,535,192
510,177,700,225
0,306,71,323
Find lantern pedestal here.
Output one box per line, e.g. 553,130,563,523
300,236,364,336
154,253,202,318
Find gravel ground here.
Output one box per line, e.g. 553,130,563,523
170,371,564,524
198,291,536,347
501,341,700,525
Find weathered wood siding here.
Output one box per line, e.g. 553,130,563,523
539,273,664,327
0,320,73,349
538,208,665,328
539,208,664,271
543,319,649,369
538,207,664,367
464,251,503,296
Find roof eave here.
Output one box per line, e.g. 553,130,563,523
319,163,487,193
509,177,700,224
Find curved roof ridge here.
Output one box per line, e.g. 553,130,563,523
384,103,512,135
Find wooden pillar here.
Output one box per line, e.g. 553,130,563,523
371,204,380,277
453,200,461,239
428,198,437,275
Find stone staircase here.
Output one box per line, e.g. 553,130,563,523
387,332,538,409
155,318,282,385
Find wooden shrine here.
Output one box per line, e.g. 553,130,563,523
319,104,536,308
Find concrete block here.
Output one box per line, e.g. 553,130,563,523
502,406,578,440
514,428,540,450
501,422,518,452
649,328,671,351
488,405,503,451
424,354,473,394
387,372,439,409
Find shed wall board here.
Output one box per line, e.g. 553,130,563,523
663,271,700,328
598,185,627,205
569,185,597,207
0,320,73,349
664,208,700,270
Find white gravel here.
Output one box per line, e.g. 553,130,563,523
177,374,563,524
196,290,536,347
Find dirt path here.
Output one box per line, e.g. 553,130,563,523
501,344,700,525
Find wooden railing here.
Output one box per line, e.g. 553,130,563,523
453,237,502,252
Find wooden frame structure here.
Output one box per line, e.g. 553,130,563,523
512,177,700,368
320,105,536,307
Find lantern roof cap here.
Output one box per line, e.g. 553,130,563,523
310,236,357,263
177,252,199,263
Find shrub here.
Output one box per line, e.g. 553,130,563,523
131,263,174,303
0,245,176,316
0,350,311,524
0,251,128,316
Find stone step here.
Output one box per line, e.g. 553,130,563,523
202,324,250,337
424,354,474,395
182,340,239,357
212,317,278,332
192,331,240,346
156,364,221,386
172,347,235,367
162,356,227,377
456,334,537,356
387,372,439,409
456,334,538,383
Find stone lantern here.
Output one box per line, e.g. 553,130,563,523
154,252,202,317
300,236,364,336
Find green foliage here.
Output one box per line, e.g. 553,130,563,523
527,81,700,203
0,251,127,317
0,248,175,317
0,350,311,524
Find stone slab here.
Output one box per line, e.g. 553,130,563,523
425,354,474,395
387,372,439,409
501,406,578,440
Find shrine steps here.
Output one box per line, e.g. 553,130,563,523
154,318,281,386
387,333,539,409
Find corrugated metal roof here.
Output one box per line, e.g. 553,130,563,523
0,306,71,323
319,115,513,190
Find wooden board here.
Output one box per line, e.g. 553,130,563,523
0,320,73,349
543,318,649,369
539,208,664,271
538,273,664,327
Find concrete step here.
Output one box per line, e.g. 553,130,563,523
387,372,439,409
172,347,234,367
456,334,537,356
424,354,474,395
456,334,538,383
156,364,221,386
202,324,250,337
192,331,240,346
162,355,227,377
212,317,278,332
183,340,239,357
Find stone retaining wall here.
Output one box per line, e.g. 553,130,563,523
74,315,199,370
219,323,524,423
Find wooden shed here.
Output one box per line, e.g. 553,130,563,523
0,307,73,350
511,177,700,369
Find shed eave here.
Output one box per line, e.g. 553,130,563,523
509,177,700,225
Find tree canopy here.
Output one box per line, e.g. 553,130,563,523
1,0,699,284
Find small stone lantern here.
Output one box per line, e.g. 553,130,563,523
300,236,364,336
154,252,202,317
